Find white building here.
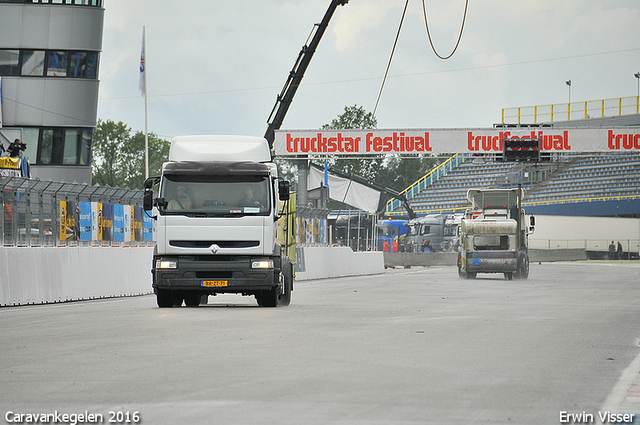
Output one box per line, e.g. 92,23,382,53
0,0,104,184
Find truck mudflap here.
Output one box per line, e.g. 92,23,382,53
464,251,518,273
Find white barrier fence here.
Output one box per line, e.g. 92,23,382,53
295,246,384,281
0,247,154,306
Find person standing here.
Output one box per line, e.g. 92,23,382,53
617,241,624,261
608,241,616,260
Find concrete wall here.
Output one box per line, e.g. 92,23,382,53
0,247,153,307
295,246,385,281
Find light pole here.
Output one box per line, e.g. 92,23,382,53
565,80,571,120
635,73,640,114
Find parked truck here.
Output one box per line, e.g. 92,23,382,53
458,188,535,280
377,218,408,251
143,135,293,307
403,213,463,252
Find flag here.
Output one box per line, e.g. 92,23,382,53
139,27,146,96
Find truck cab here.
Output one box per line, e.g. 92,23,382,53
403,214,446,252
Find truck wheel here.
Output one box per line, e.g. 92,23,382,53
505,272,513,280
156,289,174,308
278,258,293,307
184,291,201,307
256,289,278,307
466,272,476,279
515,255,529,279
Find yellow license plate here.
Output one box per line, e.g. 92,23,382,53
201,280,228,287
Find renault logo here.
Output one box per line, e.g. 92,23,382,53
210,244,220,254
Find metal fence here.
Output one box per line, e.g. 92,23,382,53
1,176,151,247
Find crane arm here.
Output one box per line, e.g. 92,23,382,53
264,0,348,148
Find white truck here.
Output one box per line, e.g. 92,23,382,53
458,188,535,280
403,213,463,252
143,135,293,307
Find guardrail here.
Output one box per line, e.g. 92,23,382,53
1,176,153,247
502,96,640,124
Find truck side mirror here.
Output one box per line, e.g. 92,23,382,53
143,189,154,211
144,177,154,190
143,177,160,211
278,180,290,201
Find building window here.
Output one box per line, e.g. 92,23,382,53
80,129,92,165
69,51,97,78
21,50,45,76
0,0,102,5
63,128,80,164
16,127,92,166
21,128,40,162
0,50,20,75
47,51,68,77
0,49,99,79
40,128,64,164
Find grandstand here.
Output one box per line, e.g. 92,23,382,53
386,105,640,218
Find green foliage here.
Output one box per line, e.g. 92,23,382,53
376,154,443,193
320,105,383,183
317,105,442,193
92,119,170,189
321,105,377,130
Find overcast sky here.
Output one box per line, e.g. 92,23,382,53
97,0,640,141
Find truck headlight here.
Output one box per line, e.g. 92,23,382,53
251,259,274,269
156,258,178,269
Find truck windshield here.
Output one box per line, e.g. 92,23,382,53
160,176,271,216
473,235,509,251
377,225,398,237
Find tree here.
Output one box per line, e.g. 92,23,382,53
92,119,170,189
319,105,441,193
376,154,442,193
320,105,382,182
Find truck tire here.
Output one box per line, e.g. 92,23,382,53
156,289,174,308
256,257,293,307
278,258,293,307
515,252,530,280
184,291,201,307
256,289,278,307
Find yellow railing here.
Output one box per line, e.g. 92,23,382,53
524,194,640,207
502,96,640,124
384,153,470,215
386,193,640,218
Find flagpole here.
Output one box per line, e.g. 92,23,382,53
140,26,149,179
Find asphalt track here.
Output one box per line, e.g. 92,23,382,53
1,262,640,425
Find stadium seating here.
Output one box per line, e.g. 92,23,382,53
396,152,640,215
